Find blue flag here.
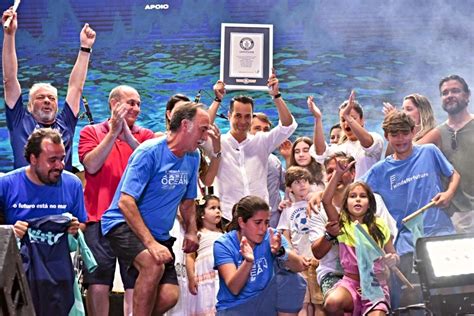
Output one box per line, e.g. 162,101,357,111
354,224,385,303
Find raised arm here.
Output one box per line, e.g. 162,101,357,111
308,96,327,155
322,159,355,222
199,124,221,187
65,23,96,117
342,91,374,148
268,70,293,127
208,80,225,124
2,9,21,108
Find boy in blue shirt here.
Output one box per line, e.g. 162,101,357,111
362,110,460,307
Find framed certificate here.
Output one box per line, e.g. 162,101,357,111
220,23,273,91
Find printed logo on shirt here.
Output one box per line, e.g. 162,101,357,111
290,207,309,235
249,257,268,282
161,170,189,190
28,228,65,246
389,173,429,190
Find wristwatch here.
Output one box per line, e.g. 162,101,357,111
276,246,286,257
211,151,222,159
324,231,337,242
276,246,289,262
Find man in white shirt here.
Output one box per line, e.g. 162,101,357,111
211,72,297,221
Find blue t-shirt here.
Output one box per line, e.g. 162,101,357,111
101,137,199,241
0,167,87,223
21,214,74,316
362,144,455,255
5,95,78,171
213,229,290,311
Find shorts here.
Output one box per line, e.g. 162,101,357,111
217,261,306,315
334,275,390,316
320,272,343,297
105,222,178,285
82,222,136,289
302,259,323,305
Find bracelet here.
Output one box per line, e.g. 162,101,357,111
273,93,282,99
80,47,92,53
214,97,222,103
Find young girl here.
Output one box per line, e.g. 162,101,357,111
321,160,399,316
213,195,308,315
288,137,325,193
186,195,224,316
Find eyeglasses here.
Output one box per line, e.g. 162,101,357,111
451,131,458,150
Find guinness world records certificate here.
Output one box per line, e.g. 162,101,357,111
220,23,273,90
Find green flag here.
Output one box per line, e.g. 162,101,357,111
354,224,385,303
404,212,424,247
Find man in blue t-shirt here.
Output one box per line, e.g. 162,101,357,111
101,102,210,315
362,111,460,307
0,128,87,315
2,8,96,171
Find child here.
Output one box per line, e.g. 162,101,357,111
329,123,342,145
213,195,308,315
288,137,325,193
277,166,324,316
186,195,224,316
322,160,399,316
280,137,325,209
362,110,459,307
308,92,384,179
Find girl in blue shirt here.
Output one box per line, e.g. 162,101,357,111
213,195,308,315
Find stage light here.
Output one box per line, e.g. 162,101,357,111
415,233,474,315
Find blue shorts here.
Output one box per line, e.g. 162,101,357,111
217,262,306,315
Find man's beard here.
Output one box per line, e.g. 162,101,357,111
442,100,468,115
34,109,56,124
35,168,62,185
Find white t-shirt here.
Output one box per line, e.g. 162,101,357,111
277,200,314,258
311,131,384,179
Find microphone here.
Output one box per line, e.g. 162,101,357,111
194,89,202,103
82,96,94,125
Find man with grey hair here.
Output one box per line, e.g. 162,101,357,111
101,102,211,315
78,85,154,316
2,8,96,170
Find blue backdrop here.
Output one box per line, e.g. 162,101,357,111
0,0,472,171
